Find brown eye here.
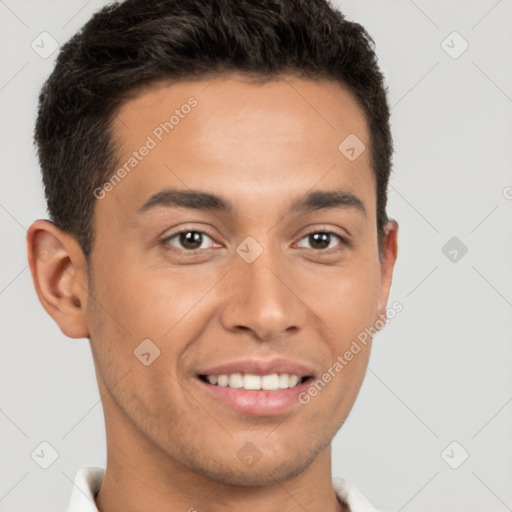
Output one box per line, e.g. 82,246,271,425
163,231,214,251
309,232,330,249
297,231,345,251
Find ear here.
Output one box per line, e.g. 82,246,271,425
26,219,90,339
376,219,399,322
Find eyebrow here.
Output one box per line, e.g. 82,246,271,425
138,188,366,217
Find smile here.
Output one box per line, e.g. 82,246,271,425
199,373,307,391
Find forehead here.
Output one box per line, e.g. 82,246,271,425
101,74,374,219
113,73,369,150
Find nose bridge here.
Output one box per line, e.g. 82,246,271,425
221,240,303,340
244,250,287,305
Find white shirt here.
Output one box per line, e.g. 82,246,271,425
66,466,385,512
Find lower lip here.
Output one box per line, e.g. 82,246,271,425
196,377,313,416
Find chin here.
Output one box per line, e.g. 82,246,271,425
180,438,328,487
200,460,309,487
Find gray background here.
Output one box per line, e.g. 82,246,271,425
1,0,511,510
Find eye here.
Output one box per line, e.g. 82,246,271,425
296,231,347,251
162,230,216,251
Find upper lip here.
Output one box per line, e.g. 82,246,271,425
197,358,316,378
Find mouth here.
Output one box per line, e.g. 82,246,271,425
194,359,316,416
198,373,311,391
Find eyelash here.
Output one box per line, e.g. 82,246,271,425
160,227,350,254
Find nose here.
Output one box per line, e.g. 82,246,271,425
219,248,305,342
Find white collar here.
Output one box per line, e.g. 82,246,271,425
66,466,384,512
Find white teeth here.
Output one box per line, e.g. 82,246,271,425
278,374,290,389
207,375,218,385
217,375,229,387
288,375,300,387
228,373,243,388
204,373,304,391
243,374,261,390
261,374,279,390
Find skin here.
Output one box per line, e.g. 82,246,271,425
27,74,398,512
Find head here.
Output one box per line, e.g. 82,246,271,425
28,0,398,488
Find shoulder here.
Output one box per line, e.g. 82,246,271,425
66,467,104,512
333,476,389,512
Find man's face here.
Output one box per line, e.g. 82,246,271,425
85,75,396,485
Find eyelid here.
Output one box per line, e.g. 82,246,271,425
160,225,222,252
296,223,351,242
295,229,350,252
158,223,351,254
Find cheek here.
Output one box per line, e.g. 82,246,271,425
306,257,382,340
87,266,225,400
90,254,215,339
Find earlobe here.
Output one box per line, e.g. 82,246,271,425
377,219,399,322
26,219,90,339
